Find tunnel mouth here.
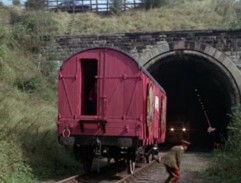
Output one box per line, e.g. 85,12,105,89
146,52,238,151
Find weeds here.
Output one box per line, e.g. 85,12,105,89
206,110,241,183
1,0,241,182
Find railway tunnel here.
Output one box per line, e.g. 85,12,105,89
144,49,241,151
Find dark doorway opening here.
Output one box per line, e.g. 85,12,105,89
81,59,97,115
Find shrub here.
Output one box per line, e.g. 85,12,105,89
15,77,41,93
14,75,55,101
10,10,58,53
206,109,241,183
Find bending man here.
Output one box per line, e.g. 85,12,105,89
162,140,191,183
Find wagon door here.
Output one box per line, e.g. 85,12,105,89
80,59,98,116
98,49,143,136
58,57,80,119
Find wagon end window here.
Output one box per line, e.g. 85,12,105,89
80,59,98,115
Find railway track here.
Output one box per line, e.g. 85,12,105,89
57,175,79,183
56,153,212,183
57,158,158,183
116,161,157,183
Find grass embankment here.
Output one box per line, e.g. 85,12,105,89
205,111,241,183
0,7,81,183
51,0,238,35
1,0,241,182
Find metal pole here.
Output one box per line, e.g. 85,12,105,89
96,0,98,12
194,89,215,133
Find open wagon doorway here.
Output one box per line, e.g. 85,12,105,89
81,59,98,115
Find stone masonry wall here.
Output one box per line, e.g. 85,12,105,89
41,29,241,69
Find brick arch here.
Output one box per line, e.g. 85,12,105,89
140,41,241,107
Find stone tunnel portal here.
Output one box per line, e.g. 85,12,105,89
145,51,240,151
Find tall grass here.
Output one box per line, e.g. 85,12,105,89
0,86,81,182
50,0,239,35
0,7,81,182
205,110,241,183
1,0,241,182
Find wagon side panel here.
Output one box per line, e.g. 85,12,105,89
141,74,167,145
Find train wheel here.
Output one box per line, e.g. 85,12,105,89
127,158,136,174
82,156,93,173
145,153,153,164
73,145,81,161
80,146,94,173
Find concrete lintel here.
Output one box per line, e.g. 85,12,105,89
173,41,185,50
158,41,170,53
213,50,222,60
194,42,202,50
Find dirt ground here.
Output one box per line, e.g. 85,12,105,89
156,152,216,183
42,152,216,183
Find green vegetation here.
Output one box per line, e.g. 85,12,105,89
1,0,241,182
0,6,81,183
205,111,241,183
50,0,239,35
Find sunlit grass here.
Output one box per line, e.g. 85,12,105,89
0,25,81,182
50,0,238,35
1,0,241,182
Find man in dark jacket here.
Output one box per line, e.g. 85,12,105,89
161,140,191,183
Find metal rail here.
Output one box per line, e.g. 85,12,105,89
55,153,213,183
116,161,156,183
56,175,79,183
56,160,157,183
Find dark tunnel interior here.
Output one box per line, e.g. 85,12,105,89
148,54,233,151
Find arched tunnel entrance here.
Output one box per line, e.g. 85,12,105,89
145,51,241,151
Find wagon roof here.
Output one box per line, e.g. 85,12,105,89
61,46,166,94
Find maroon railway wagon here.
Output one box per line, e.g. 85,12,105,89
57,47,167,173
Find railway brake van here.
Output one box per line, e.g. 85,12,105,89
57,47,167,174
